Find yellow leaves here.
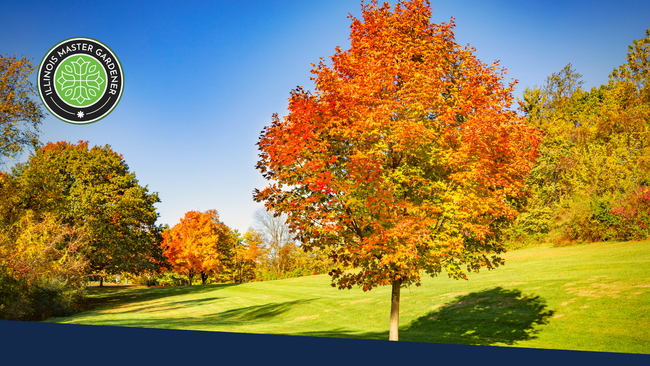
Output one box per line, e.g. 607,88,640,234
0,54,44,161
255,0,536,292
1,213,89,285
163,209,234,278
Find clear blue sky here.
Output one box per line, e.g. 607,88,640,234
2,0,649,233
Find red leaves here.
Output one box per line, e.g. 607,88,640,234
255,0,538,291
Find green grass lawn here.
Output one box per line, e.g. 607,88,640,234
45,240,650,354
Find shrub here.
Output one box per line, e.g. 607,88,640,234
0,266,87,321
27,278,73,318
0,266,23,320
611,186,650,240
128,272,161,287
155,272,187,287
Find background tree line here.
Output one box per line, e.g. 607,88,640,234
508,29,650,247
134,208,338,287
0,138,336,319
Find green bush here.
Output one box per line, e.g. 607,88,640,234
0,267,86,320
0,266,23,320
27,278,73,318
128,272,161,287
155,272,187,287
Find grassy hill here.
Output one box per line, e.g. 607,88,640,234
44,240,650,354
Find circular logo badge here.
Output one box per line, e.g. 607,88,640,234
37,37,124,124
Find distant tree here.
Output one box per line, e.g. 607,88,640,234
0,55,45,163
254,0,538,341
11,141,166,284
253,208,296,276
162,210,233,285
234,228,266,283
0,171,22,229
611,28,650,104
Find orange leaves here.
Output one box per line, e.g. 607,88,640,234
162,210,233,281
255,0,538,292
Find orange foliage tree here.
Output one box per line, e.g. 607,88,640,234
254,0,538,340
231,228,267,283
162,210,233,285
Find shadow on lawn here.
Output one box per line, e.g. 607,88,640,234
75,299,317,329
84,283,240,310
295,287,554,345
79,285,554,346
401,287,555,345
210,299,316,323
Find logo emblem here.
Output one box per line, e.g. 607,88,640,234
38,37,124,124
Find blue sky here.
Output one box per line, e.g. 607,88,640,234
2,0,649,233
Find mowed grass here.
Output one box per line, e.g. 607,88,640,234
44,240,650,354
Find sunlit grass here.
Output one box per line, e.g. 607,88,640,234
44,240,650,354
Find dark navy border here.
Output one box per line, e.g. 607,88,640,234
0,321,646,365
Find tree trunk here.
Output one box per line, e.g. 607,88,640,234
188,272,194,286
389,279,401,341
99,276,103,287
201,272,208,285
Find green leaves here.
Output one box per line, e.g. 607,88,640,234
509,30,650,245
11,141,165,276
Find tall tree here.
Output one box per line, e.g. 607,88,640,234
162,210,233,285
11,141,166,283
0,55,45,163
254,0,538,341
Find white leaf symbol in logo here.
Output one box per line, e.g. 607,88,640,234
56,56,105,105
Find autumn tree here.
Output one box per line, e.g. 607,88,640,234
0,172,90,320
0,212,89,289
230,228,267,283
254,0,538,341
11,141,166,284
162,210,234,285
0,55,45,163
514,30,650,243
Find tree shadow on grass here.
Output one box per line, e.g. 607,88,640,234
73,299,317,329
119,296,226,314
294,287,554,346
207,299,316,323
400,287,555,345
84,283,240,311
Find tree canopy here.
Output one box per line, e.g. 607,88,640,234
513,29,650,245
11,141,166,280
254,0,538,340
162,210,234,285
0,54,44,163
